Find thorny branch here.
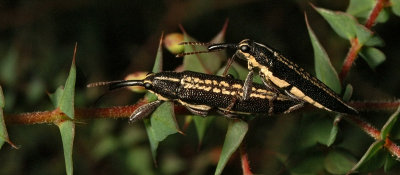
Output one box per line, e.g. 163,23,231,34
4,99,400,159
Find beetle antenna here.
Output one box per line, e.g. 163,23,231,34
179,42,213,46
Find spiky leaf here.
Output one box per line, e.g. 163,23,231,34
144,102,179,162
215,120,248,175
57,120,75,175
59,56,76,119
0,86,16,149
306,15,341,93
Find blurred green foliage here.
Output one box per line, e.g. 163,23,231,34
1,0,400,174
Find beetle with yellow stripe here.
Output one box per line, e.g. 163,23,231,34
180,39,358,115
88,71,303,122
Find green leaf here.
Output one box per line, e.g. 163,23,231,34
314,6,372,44
152,32,164,73
359,47,386,69
364,35,385,47
59,56,76,119
193,115,215,145
48,86,65,108
393,0,400,16
298,116,332,149
215,120,248,175
381,106,400,139
350,140,386,173
347,0,375,18
326,115,342,147
347,0,389,23
144,102,179,162
343,84,353,102
324,149,357,174
0,86,16,149
306,16,341,94
181,27,225,74
384,153,398,172
57,120,75,175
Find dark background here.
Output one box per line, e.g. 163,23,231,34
1,0,400,174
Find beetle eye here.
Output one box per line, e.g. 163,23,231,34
226,74,234,79
144,83,152,89
240,45,250,53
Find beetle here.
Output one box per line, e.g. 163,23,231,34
88,71,302,122
179,39,358,115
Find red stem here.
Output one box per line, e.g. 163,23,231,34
365,0,387,29
339,38,361,82
240,144,253,175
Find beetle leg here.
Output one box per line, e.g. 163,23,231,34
283,102,304,114
216,109,242,120
268,93,278,116
223,95,239,116
185,106,209,117
129,100,163,123
242,70,254,100
259,75,281,115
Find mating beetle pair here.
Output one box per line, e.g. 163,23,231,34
90,39,358,122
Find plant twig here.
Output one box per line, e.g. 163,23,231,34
339,0,388,82
4,99,147,125
348,100,400,111
345,115,400,159
339,38,361,82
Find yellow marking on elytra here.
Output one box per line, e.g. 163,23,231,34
193,77,204,84
290,87,329,110
213,88,221,93
232,84,242,89
290,87,306,98
219,81,229,87
204,86,212,91
222,89,231,95
213,80,219,86
261,68,290,88
303,96,326,110
205,80,212,84
250,93,267,99
256,88,267,93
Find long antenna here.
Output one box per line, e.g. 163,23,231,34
179,41,213,46
87,80,145,90
86,80,126,88
175,49,223,57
